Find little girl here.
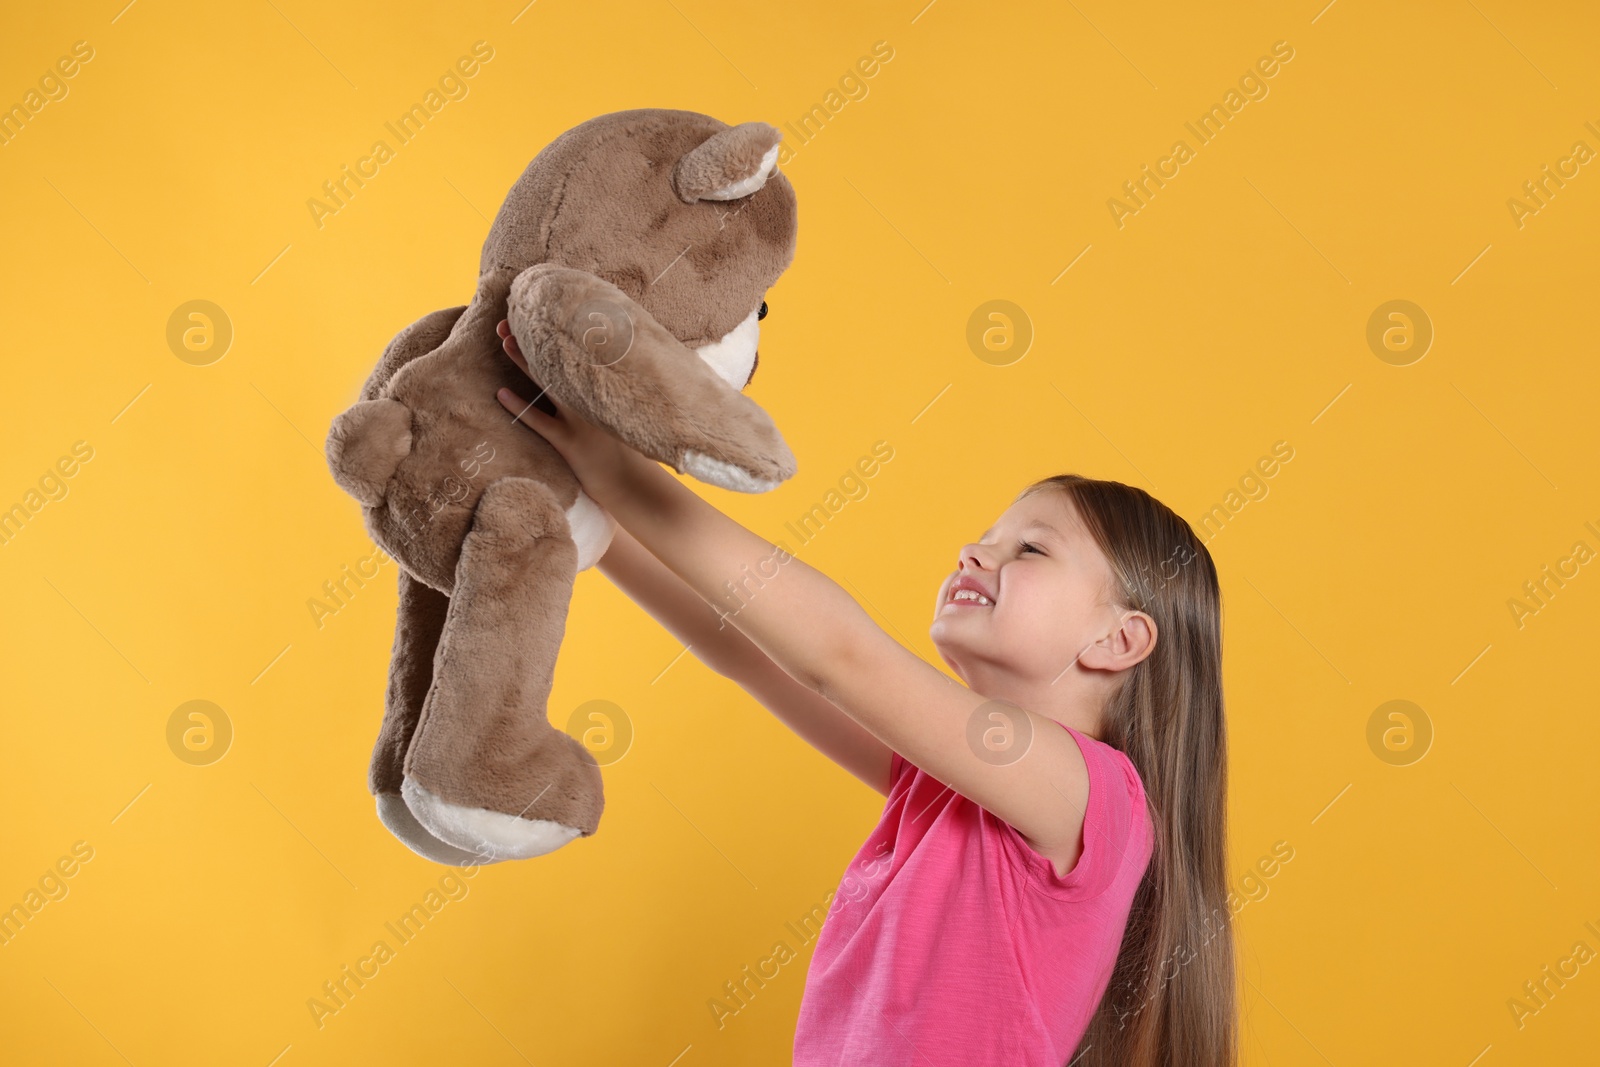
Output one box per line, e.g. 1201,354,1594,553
495,327,1236,1065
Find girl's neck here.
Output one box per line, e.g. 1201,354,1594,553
959,667,1109,741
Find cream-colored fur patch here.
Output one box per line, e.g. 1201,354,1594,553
402,776,583,861
376,793,487,865
680,450,783,493
566,488,617,572
704,142,780,200
693,305,760,391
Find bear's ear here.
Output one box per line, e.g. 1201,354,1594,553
672,121,782,203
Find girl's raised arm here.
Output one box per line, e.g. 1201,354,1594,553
605,460,1090,874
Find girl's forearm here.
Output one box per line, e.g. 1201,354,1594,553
595,524,762,680
600,457,867,696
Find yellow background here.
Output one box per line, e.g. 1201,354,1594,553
2,0,1597,1063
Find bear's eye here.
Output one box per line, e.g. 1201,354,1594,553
757,300,768,321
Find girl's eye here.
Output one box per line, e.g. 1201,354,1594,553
1018,540,1042,555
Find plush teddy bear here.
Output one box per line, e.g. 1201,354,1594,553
323,109,799,864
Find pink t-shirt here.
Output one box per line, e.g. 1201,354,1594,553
793,720,1154,1065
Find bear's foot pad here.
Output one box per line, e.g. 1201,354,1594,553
402,776,584,862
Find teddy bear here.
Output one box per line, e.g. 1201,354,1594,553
323,108,799,864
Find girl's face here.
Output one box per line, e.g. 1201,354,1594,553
930,490,1123,687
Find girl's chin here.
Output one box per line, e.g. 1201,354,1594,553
929,630,980,659
931,614,989,644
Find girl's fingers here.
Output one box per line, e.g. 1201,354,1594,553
498,382,584,454
498,388,574,445
496,319,526,368
497,387,543,429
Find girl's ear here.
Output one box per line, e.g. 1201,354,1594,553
1081,609,1157,672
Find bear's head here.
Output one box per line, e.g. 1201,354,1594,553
481,108,797,391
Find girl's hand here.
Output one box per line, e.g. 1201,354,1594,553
494,318,644,502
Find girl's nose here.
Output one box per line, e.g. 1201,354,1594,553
958,542,991,571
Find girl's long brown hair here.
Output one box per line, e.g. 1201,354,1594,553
1019,475,1236,1067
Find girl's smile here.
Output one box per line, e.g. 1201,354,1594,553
943,573,996,608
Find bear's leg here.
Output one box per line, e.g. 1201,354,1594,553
370,568,488,865
400,476,603,861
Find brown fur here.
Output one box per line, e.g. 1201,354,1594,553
324,109,798,862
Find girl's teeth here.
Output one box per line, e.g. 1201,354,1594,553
952,590,992,605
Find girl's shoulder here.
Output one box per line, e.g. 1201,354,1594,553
996,721,1153,901
1062,723,1149,807
887,721,1152,901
